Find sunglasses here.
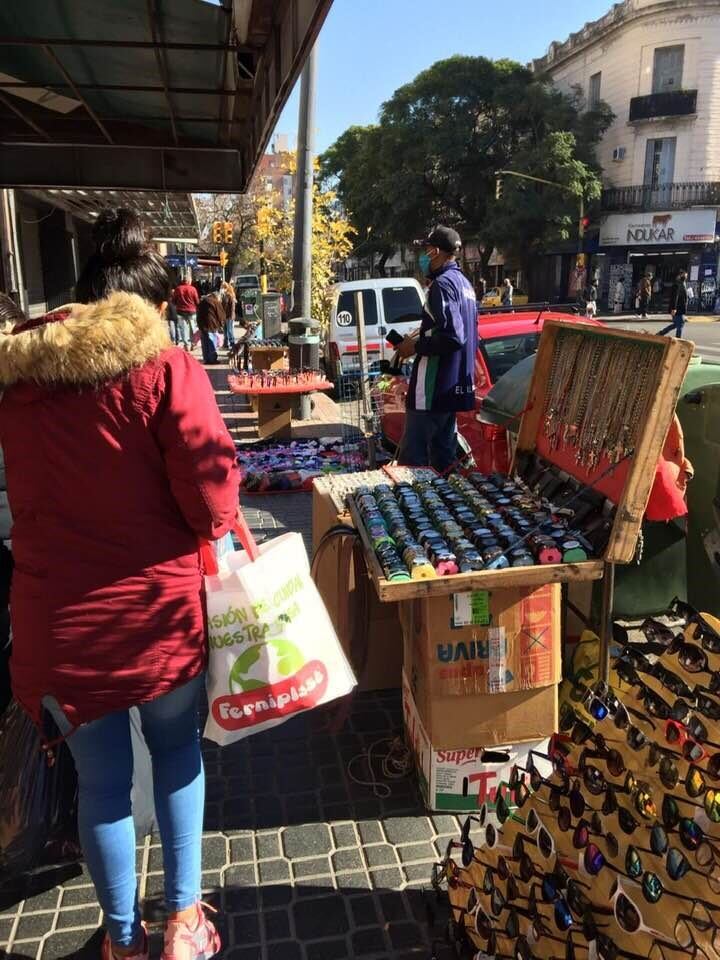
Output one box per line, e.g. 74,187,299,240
579,744,626,778
609,877,676,944
572,815,619,858
662,790,720,834
672,689,720,723
559,702,605,747
542,871,612,924
511,760,570,799
668,634,720,685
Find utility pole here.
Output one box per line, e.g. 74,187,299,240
291,44,317,320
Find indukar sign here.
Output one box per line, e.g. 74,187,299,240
600,209,717,247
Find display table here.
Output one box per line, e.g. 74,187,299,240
227,374,333,439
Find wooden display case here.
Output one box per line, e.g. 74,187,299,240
350,324,693,602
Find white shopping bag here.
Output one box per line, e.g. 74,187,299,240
203,518,356,745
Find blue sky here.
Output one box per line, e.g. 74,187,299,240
275,0,612,155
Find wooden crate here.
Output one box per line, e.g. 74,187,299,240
516,321,692,564
350,325,692,602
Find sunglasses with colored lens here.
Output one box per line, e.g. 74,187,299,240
666,845,717,883
581,841,626,878
572,817,619,858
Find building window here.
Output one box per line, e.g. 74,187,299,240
644,137,677,190
652,45,684,93
588,72,601,108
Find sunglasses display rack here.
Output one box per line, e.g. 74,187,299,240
432,599,720,959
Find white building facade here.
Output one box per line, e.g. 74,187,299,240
532,0,720,310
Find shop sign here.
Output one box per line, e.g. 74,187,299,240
600,209,717,247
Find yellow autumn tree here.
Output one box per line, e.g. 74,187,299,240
244,159,354,327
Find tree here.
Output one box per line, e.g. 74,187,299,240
194,155,354,323
320,56,613,271
240,162,354,325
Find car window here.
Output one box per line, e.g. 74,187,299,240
335,290,378,327
481,333,540,381
381,286,423,326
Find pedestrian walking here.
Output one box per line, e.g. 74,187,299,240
659,271,689,338
197,290,226,364
172,274,199,349
166,291,183,347
220,281,237,350
395,225,478,473
613,277,625,314
0,208,239,960
637,274,651,318
501,277,513,306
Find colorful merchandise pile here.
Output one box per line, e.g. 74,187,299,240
351,471,606,583
237,438,364,493
433,598,720,959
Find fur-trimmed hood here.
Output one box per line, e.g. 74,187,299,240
0,291,171,387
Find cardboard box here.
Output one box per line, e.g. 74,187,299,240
402,671,550,812
399,584,559,746
312,481,403,691
401,584,561,697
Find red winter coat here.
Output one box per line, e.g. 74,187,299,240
0,291,240,730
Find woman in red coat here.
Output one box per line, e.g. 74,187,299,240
0,210,239,960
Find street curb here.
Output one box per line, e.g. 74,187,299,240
596,314,720,323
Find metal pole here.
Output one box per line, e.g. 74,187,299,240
291,45,317,320
354,290,377,469
598,562,615,684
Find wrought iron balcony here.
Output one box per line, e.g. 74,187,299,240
629,89,697,122
601,181,720,212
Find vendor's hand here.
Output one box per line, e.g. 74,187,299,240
396,336,417,360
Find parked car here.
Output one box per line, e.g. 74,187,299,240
481,286,529,308
324,278,425,384
376,308,603,473
233,273,260,290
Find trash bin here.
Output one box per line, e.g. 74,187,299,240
288,316,320,371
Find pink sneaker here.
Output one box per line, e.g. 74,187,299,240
101,925,149,960
161,901,221,960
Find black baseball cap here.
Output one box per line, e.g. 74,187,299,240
414,225,462,253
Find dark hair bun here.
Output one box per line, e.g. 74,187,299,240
93,208,147,264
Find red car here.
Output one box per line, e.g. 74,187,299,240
377,309,603,473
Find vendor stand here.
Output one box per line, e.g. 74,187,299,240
227,371,333,440
311,322,710,958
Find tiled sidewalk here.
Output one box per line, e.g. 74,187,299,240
1,361,455,960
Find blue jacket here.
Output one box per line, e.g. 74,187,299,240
407,261,478,413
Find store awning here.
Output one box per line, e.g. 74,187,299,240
0,0,331,192
24,188,199,242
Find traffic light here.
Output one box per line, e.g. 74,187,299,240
211,221,222,244
223,221,234,244
495,178,504,201
219,249,229,268
579,215,591,238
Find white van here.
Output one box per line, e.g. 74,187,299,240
325,278,425,383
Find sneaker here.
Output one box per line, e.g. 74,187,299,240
161,902,221,960
101,925,149,960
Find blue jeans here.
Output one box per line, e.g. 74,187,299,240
659,313,686,338
224,316,235,349
201,330,219,364
44,676,205,947
397,409,458,474
168,315,190,349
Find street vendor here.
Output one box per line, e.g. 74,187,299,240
395,225,478,473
